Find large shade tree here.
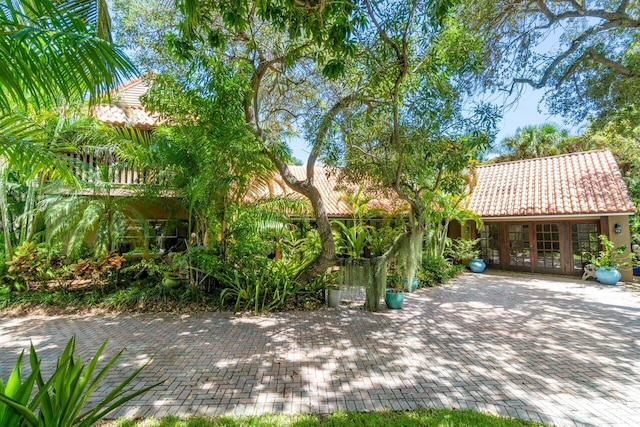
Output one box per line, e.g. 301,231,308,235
328,1,495,303
471,0,639,122
173,0,496,304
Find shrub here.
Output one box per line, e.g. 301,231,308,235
4,242,68,291
419,256,464,287
217,257,320,313
447,238,480,265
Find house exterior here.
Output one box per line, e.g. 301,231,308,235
88,78,637,279
255,164,404,219
463,151,636,280
88,78,189,251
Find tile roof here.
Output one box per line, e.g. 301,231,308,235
256,165,405,217
92,77,160,129
468,150,635,218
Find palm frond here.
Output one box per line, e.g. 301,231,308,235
0,0,136,112
0,113,78,184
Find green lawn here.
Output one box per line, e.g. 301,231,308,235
110,408,544,427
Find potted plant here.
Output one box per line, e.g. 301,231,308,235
469,257,486,273
385,273,404,309
162,253,188,288
449,238,485,273
589,234,630,285
402,277,419,292
325,271,341,308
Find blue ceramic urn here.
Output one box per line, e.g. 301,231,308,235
469,258,486,273
595,268,621,285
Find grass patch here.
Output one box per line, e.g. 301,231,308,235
109,409,543,427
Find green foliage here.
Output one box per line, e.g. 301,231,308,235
367,215,406,257
177,0,365,76
0,250,7,281
448,239,481,265
4,242,67,291
583,105,640,205
127,69,276,258
0,336,162,427
112,407,542,426
331,186,375,258
0,351,37,426
589,235,630,270
332,220,370,259
419,256,464,287
217,258,321,314
278,226,322,276
386,272,403,290
493,124,572,162
42,190,150,260
0,0,136,112
470,0,638,125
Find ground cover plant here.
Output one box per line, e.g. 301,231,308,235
109,409,543,427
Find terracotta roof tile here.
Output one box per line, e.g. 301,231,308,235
256,165,404,217
92,104,160,129
468,150,635,218
92,77,160,129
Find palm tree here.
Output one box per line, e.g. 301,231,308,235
0,0,136,259
496,124,571,162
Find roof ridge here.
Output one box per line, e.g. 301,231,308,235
479,149,610,168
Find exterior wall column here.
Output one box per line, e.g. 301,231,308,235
606,214,633,282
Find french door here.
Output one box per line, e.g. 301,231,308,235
506,223,563,273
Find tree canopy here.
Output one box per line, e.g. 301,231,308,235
473,0,639,124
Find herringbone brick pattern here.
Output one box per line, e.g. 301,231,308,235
1,271,639,426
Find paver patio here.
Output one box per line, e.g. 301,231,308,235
1,271,639,426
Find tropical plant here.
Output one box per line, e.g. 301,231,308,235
448,238,481,265
385,272,403,291
0,0,135,156
0,0,136,261
0,336,162,427
419,256,464,287
589,234,631,270
331,186,375,258
493,124,572,162
4,241,67,291
217,258,304,314
42,186,150,260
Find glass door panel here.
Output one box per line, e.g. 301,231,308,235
508,224,530,268
480,224,500,265
535,223,561,270
571,223,599,271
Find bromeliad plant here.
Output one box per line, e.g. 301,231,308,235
0,336,163,427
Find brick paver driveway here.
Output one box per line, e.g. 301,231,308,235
2,271,640,426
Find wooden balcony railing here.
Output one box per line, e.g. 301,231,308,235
64,151,164,186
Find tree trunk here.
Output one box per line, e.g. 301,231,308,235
294,184,337,283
